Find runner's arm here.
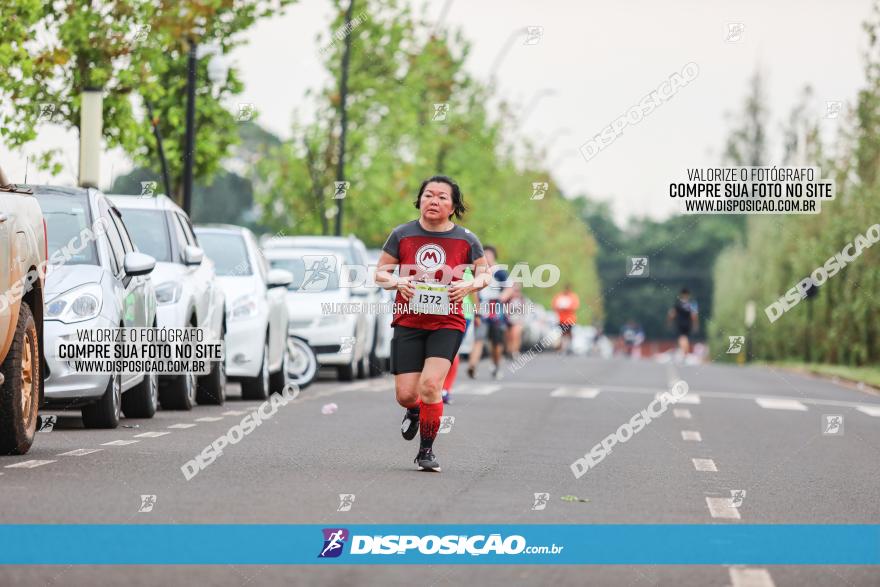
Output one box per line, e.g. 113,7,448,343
449,255,491,302
375,251,415,299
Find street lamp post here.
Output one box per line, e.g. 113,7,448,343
182,40,197,214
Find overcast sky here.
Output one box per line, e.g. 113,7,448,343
3,0,873,222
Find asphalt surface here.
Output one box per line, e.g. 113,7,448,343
1,354,878,586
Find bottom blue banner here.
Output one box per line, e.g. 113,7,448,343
0,524,877,564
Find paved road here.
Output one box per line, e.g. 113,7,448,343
1,355,878,586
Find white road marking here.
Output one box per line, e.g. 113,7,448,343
705,496,741,520
5,460,56,469
673,409,692,419
856,406,880,417
681,430,702,442
195,417,224,422
729,567,776,587
455,384,500,395
657,392,700,404
58,448,103,457
497,381,880,412
101,439,140,446
755,398,808,411
222,410,248,416
550,387,600,398
692,458,718,472
167,423,197,429
134,431,170,438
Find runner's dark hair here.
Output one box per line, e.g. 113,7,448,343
414,175,467,219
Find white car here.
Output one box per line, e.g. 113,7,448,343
263,235,382,378
264,248,369,382
110,195,225,408
194,225,293,398
37,187,158,428
366,248,392,371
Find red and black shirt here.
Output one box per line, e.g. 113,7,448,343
382,219,484,332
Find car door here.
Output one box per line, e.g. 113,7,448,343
97,198,142,388
111,206,154,328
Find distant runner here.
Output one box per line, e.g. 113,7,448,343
667,288,699,358
375,175,490,472
466,246,512,380
552,284,580,354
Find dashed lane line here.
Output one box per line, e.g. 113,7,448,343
5,460,57,469
57,448,103,457
101,440,140,446
856,405,880,417
692,458,718,472
133,431,170,438
755,398,808,411
681,430,702,442
729,567,776,587
705,496,741,520
550,387,600,398
195,417,224,422
167,423,197,429
673,409,692,419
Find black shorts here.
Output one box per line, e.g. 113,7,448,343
676,323,692,337
391,326,465,375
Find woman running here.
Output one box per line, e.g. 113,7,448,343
375,175,489,472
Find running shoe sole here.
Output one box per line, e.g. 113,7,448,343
401,412,419,440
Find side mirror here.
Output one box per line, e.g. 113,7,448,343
124,252,156,276
267,268,293,289
184,245,204,266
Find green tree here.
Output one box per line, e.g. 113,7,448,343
0,0,293,200
255,0,602,321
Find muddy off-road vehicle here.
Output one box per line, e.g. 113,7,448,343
0,165,46,455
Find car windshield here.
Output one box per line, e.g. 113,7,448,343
196,232,252,276
119,209,172,262
36,192,99,266
268,254,340,291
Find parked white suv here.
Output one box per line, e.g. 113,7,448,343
263,235,382,378
110,195,225,408
0,171,46,454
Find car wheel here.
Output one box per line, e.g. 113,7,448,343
197,324,226,405
121,371,158,419
368,326,382,377
336,357,355,382
159,371,196,411
82,374,121,429
0,302,40,455
241,342,270,400
268,345,289,395
286,337,317,390
356,352,368,380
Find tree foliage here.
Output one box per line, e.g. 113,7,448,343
254,0,602,320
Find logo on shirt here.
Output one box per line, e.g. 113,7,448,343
415,243,446,271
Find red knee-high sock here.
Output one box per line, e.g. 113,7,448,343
443,355,460,391
419,401,444,450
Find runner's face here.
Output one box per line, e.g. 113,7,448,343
420,182,454,221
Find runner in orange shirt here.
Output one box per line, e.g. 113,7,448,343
552,284,579,355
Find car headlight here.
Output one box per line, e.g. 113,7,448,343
229,295,258,321
46,283,103,323
155,281,183,305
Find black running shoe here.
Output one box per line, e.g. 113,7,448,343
400,407,419,440
415,448,441,472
